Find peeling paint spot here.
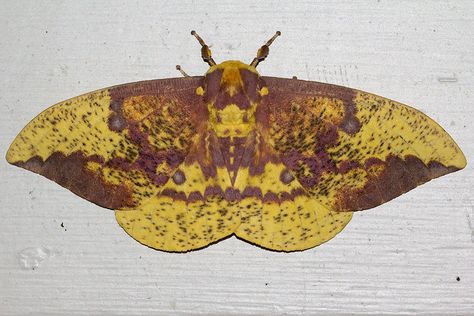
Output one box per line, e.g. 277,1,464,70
18,247,61,270
466,208,474,243
437,74,458,83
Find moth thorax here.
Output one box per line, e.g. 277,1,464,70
208,103,257,137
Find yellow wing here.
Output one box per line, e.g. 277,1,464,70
232,159,353,251
211,129,351,251
262,77,466,213
7,78,202,210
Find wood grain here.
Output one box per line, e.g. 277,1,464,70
0,1,473,315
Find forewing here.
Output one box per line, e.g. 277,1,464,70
261,77,466,212
7,77,203,210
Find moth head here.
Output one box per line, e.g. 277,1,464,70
190,30,277,109
197,60,267,104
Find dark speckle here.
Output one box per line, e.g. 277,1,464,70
456,276,460,282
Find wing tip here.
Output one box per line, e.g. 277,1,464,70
458,150,467,170
450,140,467,170
5,144,17,165
457,159,467,171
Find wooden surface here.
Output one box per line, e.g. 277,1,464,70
1,1,473,315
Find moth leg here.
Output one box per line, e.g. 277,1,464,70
250,31,281,68
176,65,190,77
191,30,216,67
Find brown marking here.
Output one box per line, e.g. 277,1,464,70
203,67,264,110
279,192,293,200
338,160,361,174
172,170,186,185
280,169,294,184
203,69,223,104
108,113,127,132
161,188,186,201
339,112,361,135
108,98,128,132
210,139,225,167
242,186,263,199
239,132,280,177
158,186,307,203
109,77,204,101
122,95,162,121
214,89,251,110
262,192,278,202
317,124,339,150
281,150,336,189
240,69,260,102
16,152,133,209
204,185,224,198
337,155,460,211
262,76,361,135
364,157,385,168
224,188,241,201
110,99,123,112
217,136,248,183
188,191,204,202
184,130,224,179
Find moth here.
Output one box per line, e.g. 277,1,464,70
7,31,466,252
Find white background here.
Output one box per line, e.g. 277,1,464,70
1,1,473,315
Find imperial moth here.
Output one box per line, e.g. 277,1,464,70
7,31,466,252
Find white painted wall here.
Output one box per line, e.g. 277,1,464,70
0,1,472,315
